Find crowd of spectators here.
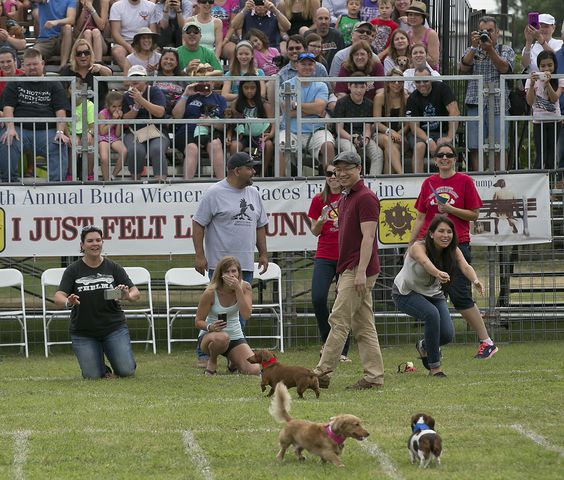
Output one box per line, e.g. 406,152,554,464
0,0,562,182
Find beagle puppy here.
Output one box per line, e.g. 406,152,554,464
407,413,442,468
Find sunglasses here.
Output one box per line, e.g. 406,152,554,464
436,152,456,159
325,170,337,177
287,46,303,51
198,0,214,4
162,47,178,52
414,80,431,84
184,28,200,34
356,29,371,35
75,50,91,57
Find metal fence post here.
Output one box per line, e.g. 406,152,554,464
281,81,294,177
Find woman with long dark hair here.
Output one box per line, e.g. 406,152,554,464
393,215,484,377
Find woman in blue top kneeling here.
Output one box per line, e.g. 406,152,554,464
195,256,261,376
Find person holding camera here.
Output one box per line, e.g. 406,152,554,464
54,225,140,380
155,0,193,48
172,72,226,179
195,255,261,376
459,15,515,172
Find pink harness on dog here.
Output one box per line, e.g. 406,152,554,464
325,424,345,445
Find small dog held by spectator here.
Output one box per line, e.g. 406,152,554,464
396,55,409,72
407,413,442,468
247,349,331,398
269,383,369,466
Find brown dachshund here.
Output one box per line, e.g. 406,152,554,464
269,383,369,466
247,349,330,399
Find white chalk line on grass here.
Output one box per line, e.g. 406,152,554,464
13,429,31,480
360,441,404,480
182,430,214,480
511,424,564,457
0,427,276,436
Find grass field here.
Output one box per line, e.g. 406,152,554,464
1,342,563,480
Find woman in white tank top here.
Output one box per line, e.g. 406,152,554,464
195,256,261,376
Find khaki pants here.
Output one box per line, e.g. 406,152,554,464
315,267,384,385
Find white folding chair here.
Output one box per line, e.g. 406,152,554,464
123,267,156,354
0,269,28,357
165,268,209,354
41,268,70,357
249,262,284,352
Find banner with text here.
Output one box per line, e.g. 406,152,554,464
0,173,551,257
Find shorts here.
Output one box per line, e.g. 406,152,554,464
35,37,61,59
466,104,508,150
447,243,475,310
174,125,223,151
197,334,247,356
278,129,335,161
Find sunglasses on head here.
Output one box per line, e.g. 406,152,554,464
436,152,456,159
75,50,91,57
325,170,337,177
162,46,178,52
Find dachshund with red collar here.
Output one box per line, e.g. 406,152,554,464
270,383,369,466
407,413,442,468
247,349,331,399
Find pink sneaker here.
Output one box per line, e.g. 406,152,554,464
87,173,94,181
65,174,72,181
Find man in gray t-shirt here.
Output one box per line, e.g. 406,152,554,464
192,152,269,276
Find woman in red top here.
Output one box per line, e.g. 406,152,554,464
307,164,351,362
409,142,498,360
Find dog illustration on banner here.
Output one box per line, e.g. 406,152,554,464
473,179,536,236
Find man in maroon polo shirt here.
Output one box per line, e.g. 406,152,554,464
313,150,385,390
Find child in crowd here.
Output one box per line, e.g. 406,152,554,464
246,28,280,77
360,0,379,22
305,32,327,69
67,79,95,181
98,90,127,181
370,0,398,56
525,50,564,170
335,0,361,46
334,72,383,175
227,76,274,175
221,40,266,102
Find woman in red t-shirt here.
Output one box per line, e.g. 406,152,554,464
307,165,351,362
409,141,498,360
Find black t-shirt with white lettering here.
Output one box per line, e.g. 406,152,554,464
333,95,373,136
2,79,69,130
58,258,134,337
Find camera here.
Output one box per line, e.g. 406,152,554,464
194,83,210,93
537,73,547,81
479,30,490,43
254,0,264,5
103,288,124,301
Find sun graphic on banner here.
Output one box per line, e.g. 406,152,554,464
379,199,417,244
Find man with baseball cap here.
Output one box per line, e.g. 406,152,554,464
329,21,380,77
192,151,268,367
522,13,563,73
312,150,384,390
177,21,223,75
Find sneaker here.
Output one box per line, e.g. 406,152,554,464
65,173,73,181
87,173,94,181
345,378,381,390
197,359,208,369
474,342,498,359
339,355,352,363
415,340,430,371
429,371,447,378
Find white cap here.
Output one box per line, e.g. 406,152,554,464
128,65,147,77
539,14,555,25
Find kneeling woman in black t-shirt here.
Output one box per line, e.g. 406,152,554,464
55,226,140,379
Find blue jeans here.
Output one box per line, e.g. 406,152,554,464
197,269,253,361
311,258,350,356
71,324,136,379
393,292,454,368
0,127,68,182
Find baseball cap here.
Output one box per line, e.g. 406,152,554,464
297,52,316,62
353,21,374,32
332,151,361,166
183,22,201,33
127,64,147,77
539,14,555,25
227,152,260,169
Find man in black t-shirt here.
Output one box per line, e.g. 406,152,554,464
0,48,70,182
406,66,460,173
334,74,383,174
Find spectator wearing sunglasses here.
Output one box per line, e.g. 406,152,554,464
184,0,223,59
54,225,139,379
0,16,26,53
177,21,223,75
405,66,459,173
109,0,159,73
73,0,110,63
277,34,327,86
329,22,378,78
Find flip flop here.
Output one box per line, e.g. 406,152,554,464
204,369,217,376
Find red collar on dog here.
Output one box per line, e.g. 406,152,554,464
261,357,278,369
325,424,345,445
